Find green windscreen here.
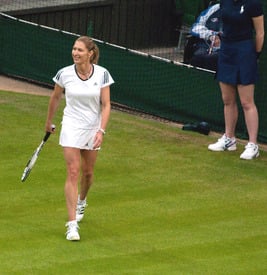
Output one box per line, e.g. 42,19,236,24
0,12,266,142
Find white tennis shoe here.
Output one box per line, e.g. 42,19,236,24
240,142,259,160
65,220,80,241
208,134,236,151
76,198,87,222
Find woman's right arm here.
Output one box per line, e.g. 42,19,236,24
253,15,265,54
45,83,64,132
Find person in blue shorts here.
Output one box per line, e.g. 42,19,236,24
208,0,264,160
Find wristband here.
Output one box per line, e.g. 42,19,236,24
256,51,261,60
98,128,106,135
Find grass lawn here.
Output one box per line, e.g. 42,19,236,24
0,90,266,274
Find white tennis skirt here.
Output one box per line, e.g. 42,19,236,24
59,123,100,150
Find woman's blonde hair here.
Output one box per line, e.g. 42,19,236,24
76,36,99,64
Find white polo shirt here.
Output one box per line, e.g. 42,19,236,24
53,64,114,129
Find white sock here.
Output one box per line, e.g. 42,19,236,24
78,194,86,205
67,220,77,226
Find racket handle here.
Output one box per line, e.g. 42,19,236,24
43,124,56,142
43,132,51,142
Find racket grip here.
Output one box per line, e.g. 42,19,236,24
43,124,56,142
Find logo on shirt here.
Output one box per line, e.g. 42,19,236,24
103,71,109,84
240,5,244,14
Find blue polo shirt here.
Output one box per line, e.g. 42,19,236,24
220,0,263,42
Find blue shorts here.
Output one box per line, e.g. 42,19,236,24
216,40,258,85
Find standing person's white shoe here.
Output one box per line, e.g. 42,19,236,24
65,220,80,241
208,134,237,151
240,142,259,160
76,195,87,222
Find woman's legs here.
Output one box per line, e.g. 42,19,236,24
79,149,98,200
75,150,98,222
208,82,238,151
63,148,98,220
237,84,258,144
63,148,98,239
63,147,81,221
219,82,238,138
210,82,259,159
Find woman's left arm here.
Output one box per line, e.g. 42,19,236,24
252,15,265,53
93,86,111,149
100,85,111,132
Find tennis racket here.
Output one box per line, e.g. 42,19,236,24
21,125,55,182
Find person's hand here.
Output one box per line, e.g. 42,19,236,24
256,51,261,63
45,123,56,133
209,35,220,47
213,35,221,47
93,130,104,149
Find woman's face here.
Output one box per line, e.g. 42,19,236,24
72,40,91,65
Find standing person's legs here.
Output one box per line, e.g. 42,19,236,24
79,149,98,200
63,147,81,221
220,82,238,138
237,84,258,144
63,147,81,241
76,150,98,222
208,82,237,151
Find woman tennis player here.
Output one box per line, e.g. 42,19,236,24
208,0,264,160
45,36,114,240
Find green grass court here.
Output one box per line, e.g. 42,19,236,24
0,90,266,274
